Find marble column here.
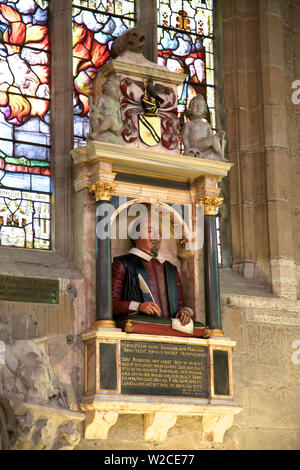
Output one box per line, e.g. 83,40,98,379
89,182,117,328
198,196,223,334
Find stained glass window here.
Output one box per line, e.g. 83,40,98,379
72,0,135,146
0,0,51,250
157,0,215,129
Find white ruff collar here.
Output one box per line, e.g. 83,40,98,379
128,247,165,264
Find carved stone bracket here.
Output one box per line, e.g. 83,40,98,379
89,181,117,202
81,396,242,445
143,412,177,442
84,410,118,440
201,414,234,444
84,410,178,442
197,196,223,216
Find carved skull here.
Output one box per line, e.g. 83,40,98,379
127,28,145,52
111,27,145,58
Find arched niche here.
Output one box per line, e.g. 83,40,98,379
110,198,205,323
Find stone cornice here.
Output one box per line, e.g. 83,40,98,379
100,52,187,85
71,141,233,184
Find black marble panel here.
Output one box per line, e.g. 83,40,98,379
100,342,117,390
213,349,230,395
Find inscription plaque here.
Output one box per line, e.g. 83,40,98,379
121,340,209,398
0,275,59,304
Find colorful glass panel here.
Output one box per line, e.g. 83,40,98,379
72,0,135,146
0,0,51,249
157,0,215,128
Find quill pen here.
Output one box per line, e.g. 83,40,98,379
138,273,155,302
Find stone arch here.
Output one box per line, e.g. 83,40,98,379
110,197,195,244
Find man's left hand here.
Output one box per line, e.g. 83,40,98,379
175,309,192,326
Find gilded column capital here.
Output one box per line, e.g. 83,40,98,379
197,196,223,215
88,181,117,201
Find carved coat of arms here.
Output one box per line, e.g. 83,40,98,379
120,78,180,150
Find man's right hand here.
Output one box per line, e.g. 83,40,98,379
138,302,161,316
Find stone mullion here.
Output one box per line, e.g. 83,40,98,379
50,0,74,257
136,0,158,63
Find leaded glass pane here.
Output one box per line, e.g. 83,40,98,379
0,188,50,249
72,0,135,146
0,0,51,249
157,0,215,129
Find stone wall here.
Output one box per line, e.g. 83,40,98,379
222,303,300,450
220,270,300,450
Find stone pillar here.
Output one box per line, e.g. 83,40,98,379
258,0,297,299
198,196,223,333
89,181,117,328
222,0,297,298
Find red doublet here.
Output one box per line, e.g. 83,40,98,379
112,256,185,317
144,257,170,318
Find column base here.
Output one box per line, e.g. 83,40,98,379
91,320,117,328
210,329,224,337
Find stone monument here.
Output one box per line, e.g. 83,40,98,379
71,27,241,445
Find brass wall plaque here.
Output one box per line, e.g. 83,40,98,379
121,340,209,398
0,275,59,304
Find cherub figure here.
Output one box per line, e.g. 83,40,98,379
183,95,226,161
88,74,123,145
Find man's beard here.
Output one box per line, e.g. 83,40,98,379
150,245,159,256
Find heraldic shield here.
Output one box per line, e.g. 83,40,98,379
138,114,161,147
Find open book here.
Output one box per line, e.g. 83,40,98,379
171,318,194,335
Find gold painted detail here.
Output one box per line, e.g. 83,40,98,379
124,320,134,333
89,182,117,201
91,320,117,328
138,115,161,147
210,329,225,337
203,328,212,339
197,196,223,215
